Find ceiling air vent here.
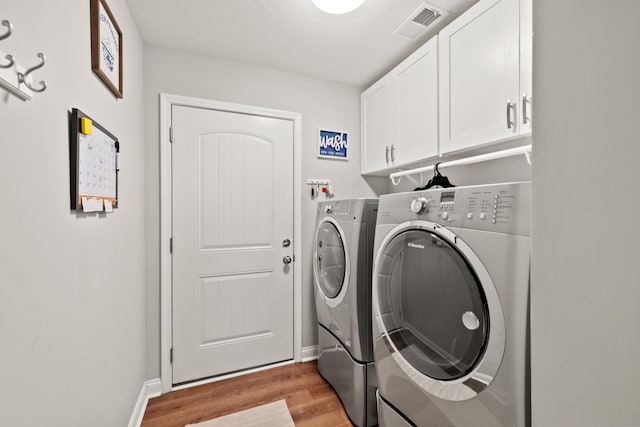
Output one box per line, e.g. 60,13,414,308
392,2,449,41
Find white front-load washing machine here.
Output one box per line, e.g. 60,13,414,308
313,199,378,427
372,182,531,427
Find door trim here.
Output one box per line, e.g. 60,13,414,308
159,93,303,393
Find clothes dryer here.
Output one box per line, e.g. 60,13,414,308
313,199,378,427
372,182,531,426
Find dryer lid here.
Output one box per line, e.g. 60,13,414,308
375,228,489,381
315,221,346,299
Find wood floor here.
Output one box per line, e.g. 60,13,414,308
141,361,355,426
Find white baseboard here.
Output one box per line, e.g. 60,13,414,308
301,345,318,362
128,378,161,427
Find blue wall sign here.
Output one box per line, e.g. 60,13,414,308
318,129,349,160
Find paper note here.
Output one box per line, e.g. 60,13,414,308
104,199,113,213
81,197,91,212
82,197,103,213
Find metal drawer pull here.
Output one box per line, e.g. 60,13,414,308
522,94,530,124
506,100,515,130
385,145,390,165
390,144,395,163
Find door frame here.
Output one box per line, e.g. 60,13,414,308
159,93,303,393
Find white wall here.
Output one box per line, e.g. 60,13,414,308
143,46,387,378
531,0,640,425
0,1,146,426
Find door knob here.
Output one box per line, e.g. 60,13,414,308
283,255,292,265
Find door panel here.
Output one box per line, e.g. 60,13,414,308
198,272,272,345
198,132,273,249
172,105,294,384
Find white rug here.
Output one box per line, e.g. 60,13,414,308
186,399,295,427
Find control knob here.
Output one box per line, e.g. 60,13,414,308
410,198,429,214
324,205,332,214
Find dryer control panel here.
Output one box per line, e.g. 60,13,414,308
378,182,530,236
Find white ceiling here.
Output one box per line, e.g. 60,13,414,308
126,0,478,88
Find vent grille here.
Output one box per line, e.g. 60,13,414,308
412,8,441,27
392,2,449,41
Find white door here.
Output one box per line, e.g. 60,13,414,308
171,105,294,384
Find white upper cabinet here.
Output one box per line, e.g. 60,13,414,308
519,0,532,134
439,0,532,154
361,37,438,174
361,80,395,173
396,38,439,168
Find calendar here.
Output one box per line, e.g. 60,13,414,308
70,108,119,211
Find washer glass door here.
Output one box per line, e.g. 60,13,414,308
376,228,488,381
315,221,346,299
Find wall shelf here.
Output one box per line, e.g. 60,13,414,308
389,144,532,185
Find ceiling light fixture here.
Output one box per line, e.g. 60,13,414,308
312,0,366,15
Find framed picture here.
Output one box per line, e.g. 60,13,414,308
317,129,349,160
90,0,123,98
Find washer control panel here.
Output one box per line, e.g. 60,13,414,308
322,201,351,217
393,182,530,236
316,199,378,224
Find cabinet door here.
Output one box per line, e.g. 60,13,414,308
395,36,439,167
361,80,395,173
519,0,532,134
439,0,520,154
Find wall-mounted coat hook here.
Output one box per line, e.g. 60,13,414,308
17,52,46,93
0,20,12,41
0,19,48,100
0,53,14,69
0,20,14,69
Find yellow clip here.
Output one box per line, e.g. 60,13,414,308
80,117,93,135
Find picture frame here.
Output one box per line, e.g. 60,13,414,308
90,0,123,98
317,128,349,160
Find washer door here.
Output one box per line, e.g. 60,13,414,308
373,221,505,401
314,218,349,306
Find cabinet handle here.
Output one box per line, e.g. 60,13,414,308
390,144,395,163
385,145,389,165
522,94,530,125
506,100,515,130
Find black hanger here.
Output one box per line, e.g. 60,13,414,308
414,163,455,191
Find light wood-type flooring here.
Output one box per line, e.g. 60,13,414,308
141,361,355,426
